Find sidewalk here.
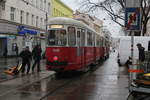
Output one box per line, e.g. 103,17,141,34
0,70,55,100
0,57,47,82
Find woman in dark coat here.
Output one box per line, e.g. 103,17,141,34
32,45,42,72
20,46,32,74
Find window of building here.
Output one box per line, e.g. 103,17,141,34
48,3,50,13
44,19,46,29
68,27,76,46
40,18,42,28
10,7,15,21
31,14,34,25
20,10,24,24
26,12,29,25
31,0,33,4
36,16,38,27
36,0,38,8
44,0,46,11
40,0,43,9
56,9,58,16
53,8,56,16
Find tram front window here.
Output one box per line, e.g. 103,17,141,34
48,30,67,46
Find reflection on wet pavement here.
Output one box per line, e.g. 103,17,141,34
0,58,46,82
0,52,129,100
0,71,55,100
42,52,129,100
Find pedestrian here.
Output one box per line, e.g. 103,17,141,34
32,45,42,72
15,44,18,56
19,46,32,75
125,56,132,68
3,46,8,58
136,43,145,62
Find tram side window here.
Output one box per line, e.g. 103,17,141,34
60,30,67,45
87,31,92,46
77,31,81,46
48,30,67,46
81,29,85,46
68,27,76,46
103,39,105,47
93,33,95,46
99,38,102,47
96,37,100,47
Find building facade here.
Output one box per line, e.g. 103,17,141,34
50,0,73,18
73,11,103,35
0,0,50,56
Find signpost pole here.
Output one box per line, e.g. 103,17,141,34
131,31,134,63
125,0,141,93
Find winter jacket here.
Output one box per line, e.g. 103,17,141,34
32,46,42,61
20,50,32,62
138,47,145,62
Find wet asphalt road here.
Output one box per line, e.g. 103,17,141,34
0,52,130,100
41,52,129,100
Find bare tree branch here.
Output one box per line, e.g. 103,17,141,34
79,0,150,36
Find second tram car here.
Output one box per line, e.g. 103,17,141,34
46,17,110,72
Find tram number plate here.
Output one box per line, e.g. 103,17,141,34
53,49,60,52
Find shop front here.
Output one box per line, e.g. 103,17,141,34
0,19,46,57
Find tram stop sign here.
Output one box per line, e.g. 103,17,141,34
125,8,141,30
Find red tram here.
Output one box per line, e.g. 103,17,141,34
46,17,110,72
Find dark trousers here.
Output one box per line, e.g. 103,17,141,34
21,61,30,74
32,59,41,72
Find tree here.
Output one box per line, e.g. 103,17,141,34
79,0,150,36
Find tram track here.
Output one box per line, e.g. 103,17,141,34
40,77,74,100
39,64,101,100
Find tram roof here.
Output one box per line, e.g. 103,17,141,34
48,17,103,37
49,17,86,28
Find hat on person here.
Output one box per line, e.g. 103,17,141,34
136,43,141,47
26,46,30,49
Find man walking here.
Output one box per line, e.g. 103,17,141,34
136,43,145,62
19,46,32,75
32,45,42,72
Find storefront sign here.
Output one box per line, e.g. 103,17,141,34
17,25,37,35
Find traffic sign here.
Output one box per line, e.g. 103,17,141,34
125,8,141,30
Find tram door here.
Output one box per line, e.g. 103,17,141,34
77,29,84,68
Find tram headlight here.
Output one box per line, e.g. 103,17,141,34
53,56,58,61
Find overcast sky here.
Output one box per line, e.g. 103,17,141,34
61,0,122,37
